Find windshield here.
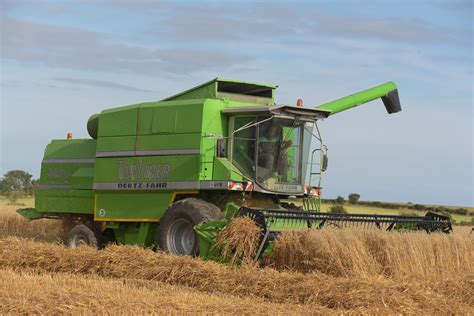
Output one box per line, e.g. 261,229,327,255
232,116,313,193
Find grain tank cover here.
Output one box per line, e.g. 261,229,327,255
162,78,276,105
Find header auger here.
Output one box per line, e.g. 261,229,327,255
18,78,451,262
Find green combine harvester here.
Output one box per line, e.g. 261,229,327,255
18,78,452,260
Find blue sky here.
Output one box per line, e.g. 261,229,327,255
1,0,472,206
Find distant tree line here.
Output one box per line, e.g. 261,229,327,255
327,194,360,213
0,170,38,204
323,193,473,222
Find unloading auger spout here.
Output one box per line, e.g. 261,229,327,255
314,82,402,115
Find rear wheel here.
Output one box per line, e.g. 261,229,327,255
157,198,223,256
65,224,103,249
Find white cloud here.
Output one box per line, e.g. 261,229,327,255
0,16,252,75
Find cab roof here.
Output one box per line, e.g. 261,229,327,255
221,105,331,121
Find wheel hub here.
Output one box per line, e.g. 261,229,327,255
167,219,195,255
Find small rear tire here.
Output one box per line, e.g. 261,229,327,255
65,224,103,249
157,198,223,256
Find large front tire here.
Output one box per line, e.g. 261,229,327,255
157,198,223,256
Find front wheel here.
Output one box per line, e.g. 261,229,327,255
157,198,223,256
65,224,103,249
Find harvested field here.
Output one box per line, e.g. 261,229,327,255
0,203,473,314
0,237,473,314
0,268,320,314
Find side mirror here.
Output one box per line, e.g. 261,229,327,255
322,154,328,172
321,146,328,172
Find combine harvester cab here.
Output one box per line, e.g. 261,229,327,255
18,78,452,261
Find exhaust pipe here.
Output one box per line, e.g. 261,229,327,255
314,82,402,116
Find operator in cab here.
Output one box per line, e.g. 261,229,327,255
257,121,291,185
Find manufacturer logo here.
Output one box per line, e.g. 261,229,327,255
117,160,170,182
98,209,106,217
